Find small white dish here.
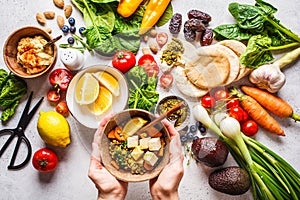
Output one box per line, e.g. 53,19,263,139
66,65,129,129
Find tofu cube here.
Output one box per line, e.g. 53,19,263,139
143,151,159,167
139,137,151,150
127,135,139,148
148,137,161,151
131,146,144,161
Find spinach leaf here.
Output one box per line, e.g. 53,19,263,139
213,24,253,41
1,100,19,122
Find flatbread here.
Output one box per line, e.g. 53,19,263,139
185,45,230,89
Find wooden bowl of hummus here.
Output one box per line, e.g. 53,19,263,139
3,26,57,78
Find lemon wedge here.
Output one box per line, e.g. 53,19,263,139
75,73,99,105
93,71,120,96
122,117,148,139
88,86,113,115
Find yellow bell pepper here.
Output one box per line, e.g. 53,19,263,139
117,0,144,18
139,0,171,35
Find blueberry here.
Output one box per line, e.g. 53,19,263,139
199,126,206,133
68,17,75,26
180,135,188,143
61,25,69,33
67,37,75,44
70,26,76,33
187,132,194,139
79,27,86,35
196,121,203,129
190,125,197,133
193,135,199,141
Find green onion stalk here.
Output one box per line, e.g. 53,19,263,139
193,104,300,200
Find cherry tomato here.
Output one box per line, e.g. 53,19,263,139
112,50,136,73
56,101,69,115
228,106,248,122
201,95,216,108
226,98,240,108
241,120,258,136
32,148,58,173
138,54,159,77
47,89,61,103
214,89,229,101
156,32,168,47
159,72,173,88
49,68,73,91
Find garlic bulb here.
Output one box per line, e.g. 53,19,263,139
249,63,285,93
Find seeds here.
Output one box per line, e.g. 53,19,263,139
36,13,46,25
75,73,100,105
43,11,55,19
57,15,65,29
64,5,73,18
53,0,64,9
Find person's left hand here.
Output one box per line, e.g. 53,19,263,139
88,115,128,200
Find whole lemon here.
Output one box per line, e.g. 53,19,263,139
37,111,70,148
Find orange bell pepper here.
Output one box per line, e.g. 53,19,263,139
139,0,171,34
117,0,144,18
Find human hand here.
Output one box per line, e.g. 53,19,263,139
149,119,184,200
88,114,128,200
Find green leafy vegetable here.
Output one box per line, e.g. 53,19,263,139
213,0,300,68
126,66,159,112
0,69,27,122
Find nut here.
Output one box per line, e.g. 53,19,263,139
36,13,46,25
43,11,55,19
149,41,158,54
57,15,65,29
53,0,64,9
142,47,151,55
64,5,73,18
43,27,52,34
149,29,158,37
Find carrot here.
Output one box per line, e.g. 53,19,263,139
241,86,300,121
230,88,285,136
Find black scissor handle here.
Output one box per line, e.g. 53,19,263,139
7,136,32,170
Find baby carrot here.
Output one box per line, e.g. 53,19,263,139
241,86,300,121
230,88,285,136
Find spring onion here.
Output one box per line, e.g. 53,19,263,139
193,104,300,200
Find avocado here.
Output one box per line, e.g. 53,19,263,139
208,166,250,195
191,137,229,167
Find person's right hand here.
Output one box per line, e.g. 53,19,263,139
149,119,184,200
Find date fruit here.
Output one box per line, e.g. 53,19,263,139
169,13,182,34
183,21,196,42
188,9,212,23
188,18,206,32
200,28,213,46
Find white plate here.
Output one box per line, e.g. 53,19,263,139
66,65,129,129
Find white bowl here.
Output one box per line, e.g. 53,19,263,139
66,65,129,129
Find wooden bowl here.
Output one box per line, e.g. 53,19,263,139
3,26,57,78
101,109,170,182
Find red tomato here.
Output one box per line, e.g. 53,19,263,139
228,106,248,122
49,68,73,91
112,50,136,73
159,72,173,88
47,89,61,103
156,32,168,47
214,89,229,101
201,95,216,108
226,98,240,108
241,120,258,136
32,148,58,173
138,54,159,77
56,101,69,115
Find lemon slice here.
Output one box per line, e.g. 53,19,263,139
75,73,100,105
93,71,120,96
88,86,113,115
122,117,148,138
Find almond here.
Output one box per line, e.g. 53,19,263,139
43,27,52,34
36,13,46,25
53,0,64,9
43,11,55,19
64,5,72,18
57,15,65,29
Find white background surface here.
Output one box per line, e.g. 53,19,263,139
0,0,300,199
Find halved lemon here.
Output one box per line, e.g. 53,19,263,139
93,71,120,96
88,86,113,115
122,117,148,139
75,73,100,105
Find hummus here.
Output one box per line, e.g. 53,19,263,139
17,35,54,74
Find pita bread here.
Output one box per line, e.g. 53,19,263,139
184,45,230,89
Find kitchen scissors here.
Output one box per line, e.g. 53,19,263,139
0,92,43,170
